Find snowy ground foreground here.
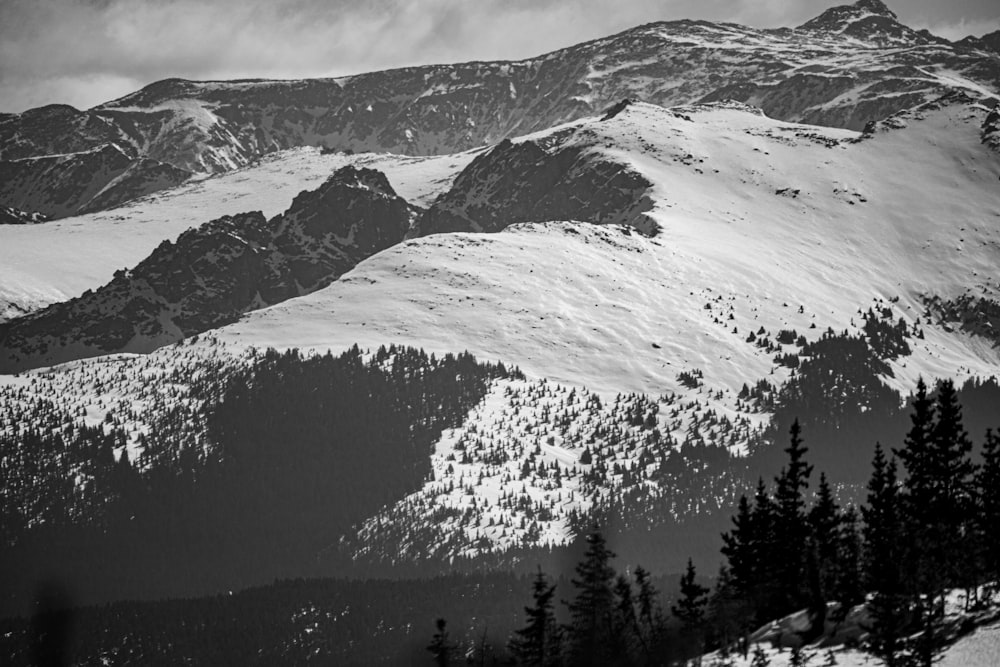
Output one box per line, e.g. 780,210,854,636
704,588,1000,667
705,629,1000,667
0,148,476,321
213,100,1000,398
707,621,1000,666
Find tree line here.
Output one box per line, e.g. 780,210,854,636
446,377,999,666
0,345,518,616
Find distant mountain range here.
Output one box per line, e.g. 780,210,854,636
1,0,998,220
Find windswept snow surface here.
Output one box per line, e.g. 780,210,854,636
215,100,1000,398
0,148,475,321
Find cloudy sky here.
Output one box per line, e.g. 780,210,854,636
1,0,998,113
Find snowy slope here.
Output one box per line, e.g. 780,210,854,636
1,96,998,565
703,588,1000,667
0,148,476,322
213,97,1000,399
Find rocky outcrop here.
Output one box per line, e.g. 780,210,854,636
0,144,191,219
983,103,1000,152
796,0,931,47
412,138,654,238
955,30,1000,55
0,166,411,372
0,206,47,225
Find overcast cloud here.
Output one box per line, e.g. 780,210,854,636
1,0,997,113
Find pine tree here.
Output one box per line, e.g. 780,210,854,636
612,574,640,664
672,558,710,661
565,531,617,666
633,566,665,661
808,473,840,604
510,568,561,667
894,378,935,592
976,430,1000,590
773,420,813,616
833,506,864,611
862,444,906,667
750,478,778,622
720,495,755,599
895,379,975,667
928,380,976,592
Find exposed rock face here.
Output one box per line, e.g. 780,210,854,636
983,103,1000,152
797,0,929,47
0,144,191,219
955,30,1000,55
0,166,411,372
2,1,998,218
412,137,654,237
0,206,47,225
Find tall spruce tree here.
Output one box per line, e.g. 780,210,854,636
894,378,936,598
633,566,666,662
928,380,976,594
672,558,710,661
721,495,755,600
976,430,1000,590
773,420,813,616
750,478,778,622
892,379,974,667
862,444,906,667
809,473,840,605
510,568,561,666
833,506,864,611
565,531,617,667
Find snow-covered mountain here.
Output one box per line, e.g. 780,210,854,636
0,148,475,323
2,0,998,219
210,95,1000,398
1,0,999,635
7,92,999,378
2,91,998,570
0,166,412,372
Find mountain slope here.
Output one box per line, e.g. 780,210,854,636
0,147,476,323
0,144,192,219
0,95,998,602
0,167,411,372
2,0,997,218
411,127,655,237
213,97,1000,398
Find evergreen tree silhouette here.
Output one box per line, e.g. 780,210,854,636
976,430,1000,588
808,473,840,606
509,568,560,666
773,420,812,616
672,558,709,661
565,531,616,667
861,444,905,667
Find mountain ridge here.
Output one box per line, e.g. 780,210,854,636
2,0,998,220
0,166,412,372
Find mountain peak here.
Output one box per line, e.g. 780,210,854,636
797,0,928,46
853,0,896,18
800,0,898,29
